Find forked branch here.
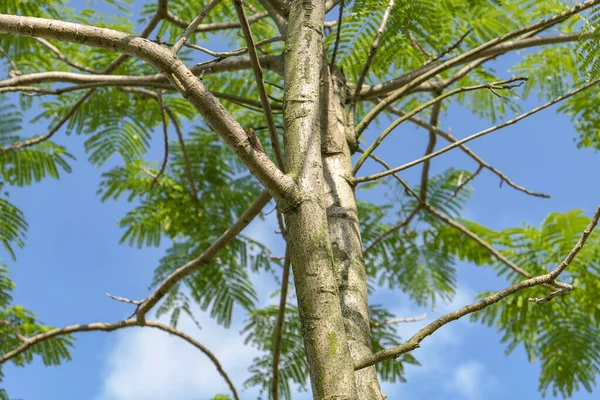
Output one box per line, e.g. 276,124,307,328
355,204,600,370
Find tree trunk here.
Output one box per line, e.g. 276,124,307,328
321,66,384,400
282,1,358,399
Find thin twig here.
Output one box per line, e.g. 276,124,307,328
329,0,345,68
384,313,428,325
419,89,443,201
271,246,291,400
363,206,421,254
529,288,569,304
430,28,473,63
383,105,550,198
363,152,570,291
445,165,483,205
353,77,527,174
135,191,273,321
1,89,94,153
233,0,284,168
165,10,270,34
355,205,600,370
166,108,202,219
186,36,282,59
142,90,170,194
355,77,600,184
106,293,142,305
0,320,28,343
408,32,433,58
172,0,224,54
33,37,101,74
349,0,395,128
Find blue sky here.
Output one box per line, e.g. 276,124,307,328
2,1,600,399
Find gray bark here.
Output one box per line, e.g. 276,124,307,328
282,1,358,399
321,67,383,400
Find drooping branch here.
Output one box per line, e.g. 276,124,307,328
384,105,550,198
355,204,600,370
0,318,241,400
355,0,600,134
355,77,600,184
353,78,526,173
233,0,284,168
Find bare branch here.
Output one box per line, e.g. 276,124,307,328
383,105,550,198
1,89,94,153
185,36,282,59
165,9,270,33
353,78,526,174
233,0,284,168
355,77,600,184
0,318,241,400
355,0,600,135
355,205,600,370
384,314,428,325
362,151,570,291
136,190,273,321
172,0,223,53
106,293,142,305
371,313,428,327
272,246,291,400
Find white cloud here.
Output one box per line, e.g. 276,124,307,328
444,360,492,400
96,313,261,400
